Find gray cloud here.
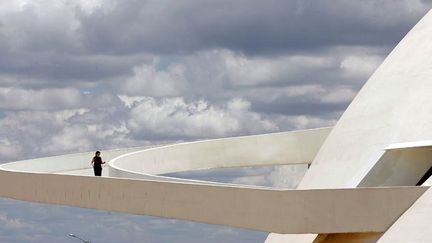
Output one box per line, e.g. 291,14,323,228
0,0,428,84
78,0,432,55
0,0,427,165
0,1,431,242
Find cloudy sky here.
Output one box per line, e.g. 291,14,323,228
0,0,431,242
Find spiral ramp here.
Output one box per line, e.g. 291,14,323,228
0,128,428,239
2,7,432,243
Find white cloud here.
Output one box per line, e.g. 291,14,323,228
245,85,326,104
340,55,383,79
268,164,309,188
116,49,341,97
114,48,378,120
0,139,22,160
40,125,94,155
120,61,188,97
0,1,431,242
224,52,335,86
0,87,84,110
223,51,277,86
0,95,282,162
275,115,336,131
127,96,279,140
0,108,133,161
320,87,357,104
117,95,147,108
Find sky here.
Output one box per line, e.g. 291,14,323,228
0,0,431,242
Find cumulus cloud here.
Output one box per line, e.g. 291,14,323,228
320,87,358,104
0,94,280,162
0,1,431,242
112,47,380,121
0,0,428,85
0,35,413,163
340,55,384,80
0,87,126,113
127,97,279,140
119,61,188,97
0,107,135,162
0,110,86,161
0,88,83,110
223,51,337,86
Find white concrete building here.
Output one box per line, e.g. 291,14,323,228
2,8,432,243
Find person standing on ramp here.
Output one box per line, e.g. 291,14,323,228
91,151,105,176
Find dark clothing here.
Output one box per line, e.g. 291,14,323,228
93,166,102,176
93,156,102,167
93,156,103,176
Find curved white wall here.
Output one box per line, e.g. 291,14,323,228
266,8,432,243
300,9,432,190
0,127,428,236
109,128,331,179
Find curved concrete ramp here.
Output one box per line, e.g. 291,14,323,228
0,127,426,235
109,127,332,180
0,170,426,234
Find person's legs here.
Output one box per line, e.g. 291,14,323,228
94,167,102,176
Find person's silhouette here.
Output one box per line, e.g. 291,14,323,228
91,151,105,176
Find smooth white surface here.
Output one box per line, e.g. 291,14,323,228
109,128,331,180
378,184,432,242
267,8,432,243
2,7,432,242
299,9,432,189
358,147,432,187
0,128,348,234
385,140,432,150
1,127,426,234
0,169,426,234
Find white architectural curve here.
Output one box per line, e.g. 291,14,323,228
0,169,425,234
267,8,432,243
109,127,331,180
299,8,432,190
0,128,426,235
1,7,432,243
